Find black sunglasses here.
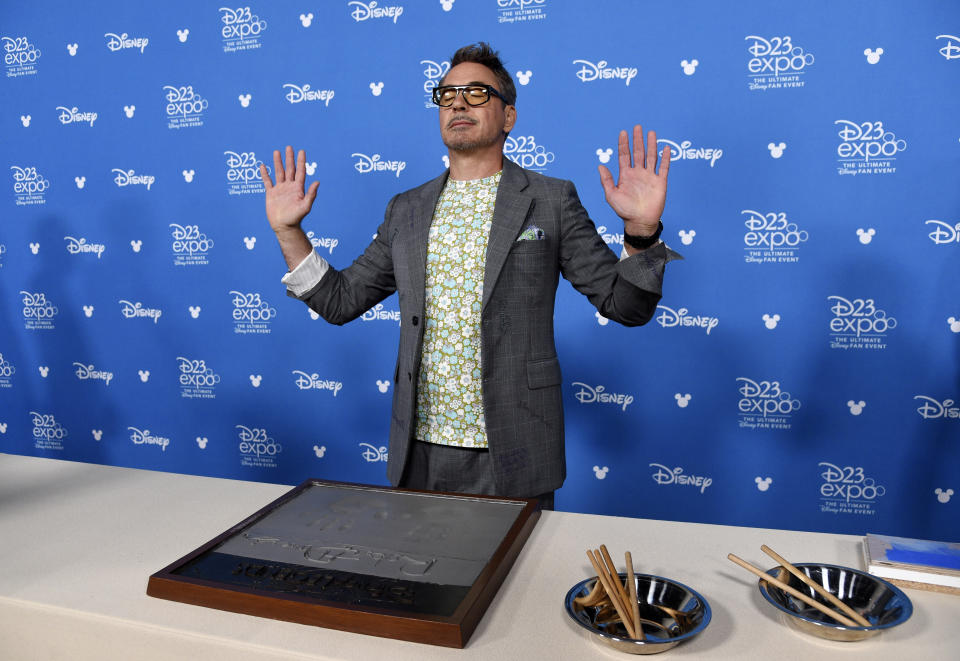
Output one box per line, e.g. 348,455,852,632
432,84,507,107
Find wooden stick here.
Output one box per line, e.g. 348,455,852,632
587,550,639,639
625,551,645,641
599,544,636,632
727,554,861,627
760,545,872,627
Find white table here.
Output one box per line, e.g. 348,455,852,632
0,453,956,660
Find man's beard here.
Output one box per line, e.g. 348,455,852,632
442,118,503,153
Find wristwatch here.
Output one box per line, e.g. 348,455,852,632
623,221,663,250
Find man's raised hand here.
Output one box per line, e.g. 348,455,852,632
597,125,670,239
260,145,320,233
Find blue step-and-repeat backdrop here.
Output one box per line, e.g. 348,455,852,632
2,1,958,540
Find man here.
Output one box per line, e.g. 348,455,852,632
261,43,677,508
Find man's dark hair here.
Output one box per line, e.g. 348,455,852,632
444,42,517,106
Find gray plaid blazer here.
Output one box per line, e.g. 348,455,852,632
299,158,677,497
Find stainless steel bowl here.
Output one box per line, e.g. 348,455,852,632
565,573,711,654
758,562,913,642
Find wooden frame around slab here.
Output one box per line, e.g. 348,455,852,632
147,479,540,648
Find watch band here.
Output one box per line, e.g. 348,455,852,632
623,221,663,250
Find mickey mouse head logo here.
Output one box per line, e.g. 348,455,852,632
188,305,201,319
674,393,691,408
92,429,103,441
249,374,262,387
177,28,190,43
592,465,609,480
596,148,613,164
83,305,94,318
376,379,391,393
762,313,781,330
680,59,699,75
935,488,954,504
243,236,257,250
369,82,384,96
516,70,533,85
238,94,252,108
181,169,195,183
863,47,883,64
20,115,31,127
767,142,786,158
846,400,866,415
595,311,609,326
29,242,40,254
440,0,455,11
948,317,960,333
306,161,317,175
441,154,450,169
678,229,696,246
755,476,772,492
75,176,86,189
856,228,876,245
196,436,208,449
67,43,79,56
313,444,326,458
38,366,49,378
130,239,142,252
0,423,7,434
138,369,150,383
123,105,135,118
299,13,314,27
308,309,320,320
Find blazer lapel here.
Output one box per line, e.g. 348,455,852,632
483,159,532,310
407,171,447,313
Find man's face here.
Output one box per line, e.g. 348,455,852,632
438,61,516,154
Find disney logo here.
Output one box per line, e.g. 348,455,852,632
818,462,885,502
292,370,343,395
925,220,960,245
914,396,959,420
360,442,388,462
656,305,718,334
64,236,105,258
307,231,339,254
657,139,722,167
349,1,404,23
283,83,335,106
112,169,155,190
937,35,960,60
352,153,406,178
572,59,637,86
361,302,401,323
649,463,713,493
596,225,623,246
128,426,170,451
56,106,97,126
118,299,162,323
104,32,149,53
572,382,634,411
73,362,114,386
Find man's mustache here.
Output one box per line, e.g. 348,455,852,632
446,115,477,128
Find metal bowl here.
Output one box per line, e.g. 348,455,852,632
565,573,711,654
758,563,913,642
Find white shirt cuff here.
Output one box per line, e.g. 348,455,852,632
619,239,663,261
281,250,330,297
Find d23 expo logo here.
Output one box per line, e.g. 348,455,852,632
818,462,885,516
835,120,906,176
237,425,282,468
219,7,267,53
11,166,50,206
420,58,449,108
497,0,547,24
742,210,808,264
21,291,58,330
178,357,220,399
225,151,266,195
0,352,15,388
230,291,276,334
31,412,67,451
504,136,555,172
745,35,813,91
736,378,800,430
3,35,42,77
164,85,207,129
170,223,213,265
828,296,896,350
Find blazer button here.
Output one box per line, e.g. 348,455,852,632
412,315,419,326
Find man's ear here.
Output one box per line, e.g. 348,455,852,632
503,105,517,133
